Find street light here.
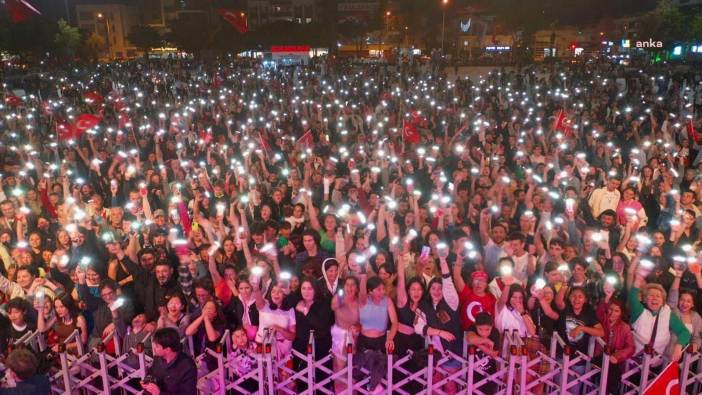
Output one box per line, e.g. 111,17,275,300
441,0,448,53
379,11,390,59
97,13,113,60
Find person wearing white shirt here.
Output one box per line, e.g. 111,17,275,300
588,178,622,219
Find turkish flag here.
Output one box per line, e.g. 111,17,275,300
643,361,680,395
403,121,421,143
217,9,248,34
554,109,566,131
73,113,102,136
297,128,314,148
84,91,104,105
5,0,41,23
4,95,23,107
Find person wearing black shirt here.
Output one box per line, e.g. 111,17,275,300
556,287,603,395
141,328,197,395
115,242,181,325
293,278,333,391
466,312,501,394
0,299,35,357
0,348,50,395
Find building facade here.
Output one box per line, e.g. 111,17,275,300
75,3,139,59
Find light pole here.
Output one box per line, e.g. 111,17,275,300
97,13,113,60
441,0,448,53
379,11,390,59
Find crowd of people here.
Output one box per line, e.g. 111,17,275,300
0,55,701,394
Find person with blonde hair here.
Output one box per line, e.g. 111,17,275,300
630,267,689,364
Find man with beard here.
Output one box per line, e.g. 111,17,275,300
111,240,181,329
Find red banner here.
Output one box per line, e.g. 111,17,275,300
6,0,41,23
643,361,679,395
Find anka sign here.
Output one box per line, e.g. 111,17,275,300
636,39,663,48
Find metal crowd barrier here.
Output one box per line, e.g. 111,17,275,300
42,327,702,395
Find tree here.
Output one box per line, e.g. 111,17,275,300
83,31,105,62
127,25,163,58
54,19,81,60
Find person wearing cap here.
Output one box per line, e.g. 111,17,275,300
453,265,496,330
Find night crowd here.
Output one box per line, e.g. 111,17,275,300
0,55,701,395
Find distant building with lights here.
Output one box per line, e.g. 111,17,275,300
74,2,139,59
246,0,383,27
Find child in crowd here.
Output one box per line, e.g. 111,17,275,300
466,312,500,394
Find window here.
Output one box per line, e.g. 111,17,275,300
79,12,93,21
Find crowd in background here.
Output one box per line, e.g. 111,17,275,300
0,56,702,394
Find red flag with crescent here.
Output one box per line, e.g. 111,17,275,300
297,128,313,148
403,120,421,144
554,109,565,131
217,9,248,34
73,114,102,137
643,361,679,395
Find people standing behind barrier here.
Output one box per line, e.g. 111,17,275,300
454,268,495,330
355,271,398,395
74,274,132,349
228,326,258,393
330,276,360,393
413,244,462,394
556,286,603,395
141,327,197,395
466,312,500,394
0,298,35,355
253,279,296,364
293,277,332,391
595,299,635,395
36,293,87,354
495,280,536,338
156,292,190,337
629,257,690,365
185,300,225,368
226,277,259,341
668,263,702,353
395,248,428,356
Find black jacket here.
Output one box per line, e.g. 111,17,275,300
120,256,181,322
0,374,50,395
149,352,197,395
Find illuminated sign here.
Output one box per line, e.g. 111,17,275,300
271,46,311,53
